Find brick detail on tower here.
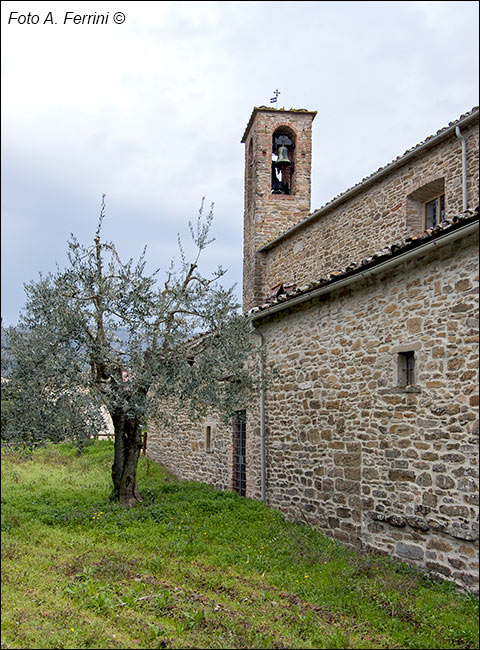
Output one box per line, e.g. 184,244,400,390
241,107,316,312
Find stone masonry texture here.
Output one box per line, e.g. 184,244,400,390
256,117,478,310
148,107,479,593
242,108,316,311
253,231,479,593
148,400,262,499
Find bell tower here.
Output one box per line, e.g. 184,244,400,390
241,106,316,312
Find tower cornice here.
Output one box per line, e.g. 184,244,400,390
241,106,317,143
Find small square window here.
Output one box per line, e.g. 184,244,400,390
398,351,415,387
425,194,445,229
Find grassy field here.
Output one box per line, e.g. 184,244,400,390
1,441,478,649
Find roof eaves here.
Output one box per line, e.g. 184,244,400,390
250,209,479,320
259,107,479,252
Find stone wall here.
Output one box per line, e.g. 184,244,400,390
147,402,263,498
259,119,479,303
148,108,479,593
253,229,479,592
148,407,234,492
242,108,316,311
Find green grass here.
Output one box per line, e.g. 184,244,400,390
1,441,478,649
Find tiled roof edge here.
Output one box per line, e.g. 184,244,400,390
249,208,479,319
259,107,479,251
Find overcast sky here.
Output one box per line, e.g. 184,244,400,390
2,0,479,326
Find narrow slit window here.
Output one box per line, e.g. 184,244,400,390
398,351,415,387
206,425,212,451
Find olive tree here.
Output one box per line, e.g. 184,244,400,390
2,198,255,505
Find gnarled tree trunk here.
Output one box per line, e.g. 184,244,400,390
111,409,143,506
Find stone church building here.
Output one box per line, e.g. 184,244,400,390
149,105,479,592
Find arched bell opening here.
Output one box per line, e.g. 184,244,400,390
271,127,296,195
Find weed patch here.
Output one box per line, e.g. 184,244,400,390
2,442,478,649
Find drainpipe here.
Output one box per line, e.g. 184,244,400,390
250,322,266,502
455,126,468,212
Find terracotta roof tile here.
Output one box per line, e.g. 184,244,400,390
249,208,479,317
259,107,479,251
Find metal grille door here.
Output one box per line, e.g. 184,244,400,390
233,412,246,496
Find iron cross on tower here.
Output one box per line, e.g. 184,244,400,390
270,89,280,107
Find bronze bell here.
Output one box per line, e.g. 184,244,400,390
275,145,291,167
